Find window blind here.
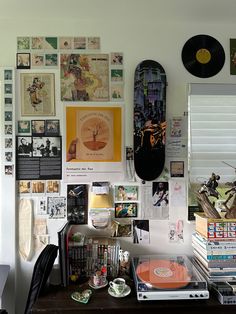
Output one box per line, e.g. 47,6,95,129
189,84,236,184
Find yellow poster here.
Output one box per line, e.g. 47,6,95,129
66,106,122,163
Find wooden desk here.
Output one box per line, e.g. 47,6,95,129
31,282,236,314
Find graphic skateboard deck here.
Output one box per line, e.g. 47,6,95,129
134,60,166,181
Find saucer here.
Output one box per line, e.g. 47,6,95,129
108,284,131,298
88,279,108,289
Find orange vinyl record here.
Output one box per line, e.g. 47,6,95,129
136,259,191,289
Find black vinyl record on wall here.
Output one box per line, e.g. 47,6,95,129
181,34,225,78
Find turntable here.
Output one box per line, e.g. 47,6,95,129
131,254,209,301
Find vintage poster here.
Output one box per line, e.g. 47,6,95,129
60,54,109,101
76,109,113,161
20,73,55,116
65,106,123,182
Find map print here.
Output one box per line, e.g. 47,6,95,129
60,54,109,101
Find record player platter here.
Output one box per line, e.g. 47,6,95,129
132,255,209,301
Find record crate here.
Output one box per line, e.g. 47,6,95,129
194,213,236,240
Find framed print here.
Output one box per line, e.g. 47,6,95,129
45,119,60,136
18,120,31,134
170,161,184,177
66,106,122,162
31,120,45,136
17,53,30,69
115,202,138,218
60,54,109,101
20,73,55,116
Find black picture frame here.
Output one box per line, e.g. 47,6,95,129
31,120,45,136
16,53,31,69
45,119,60,136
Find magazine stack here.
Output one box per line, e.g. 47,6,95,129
192,213,236,283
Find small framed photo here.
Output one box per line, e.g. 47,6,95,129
5,111,12,122
4,70,12,81
115,202,138,218
17,53,30,69
4,84,12,94
18,120,31,134
170,161,184,177
45,119,60,136
31,120,45,136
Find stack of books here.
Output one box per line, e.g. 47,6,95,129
192,213,236,282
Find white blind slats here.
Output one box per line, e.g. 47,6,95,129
189,84,236,183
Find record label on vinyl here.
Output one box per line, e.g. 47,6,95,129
182,34,225,78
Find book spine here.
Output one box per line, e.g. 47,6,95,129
193,233,236,250
193,249,236,268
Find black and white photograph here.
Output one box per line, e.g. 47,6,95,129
47,196,66,219
4,69,12,80
5,138,13,148
5,124,12,135
17,136,32,156
5,152,13,162
133,220,150,244
32,136,61,157
152,181,169,220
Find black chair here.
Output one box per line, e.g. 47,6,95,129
24,244,58,314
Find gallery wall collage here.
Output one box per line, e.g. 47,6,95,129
1,35,189,260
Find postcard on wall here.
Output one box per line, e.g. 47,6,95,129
115,202,138,218
60,54,109,101
133,220,150,244
47,196,66,219
20,73,55,116
114,185,138,201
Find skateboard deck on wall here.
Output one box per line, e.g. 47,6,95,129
133,60,167,181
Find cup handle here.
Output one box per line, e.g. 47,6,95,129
109,281,114,289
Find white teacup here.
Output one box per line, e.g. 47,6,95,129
109,278,126,295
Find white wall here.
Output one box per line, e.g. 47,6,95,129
1,0,236,313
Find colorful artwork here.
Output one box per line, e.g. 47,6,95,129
115,203,138,218
20,73,55,116
60,54,109,101
66,106,122,162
